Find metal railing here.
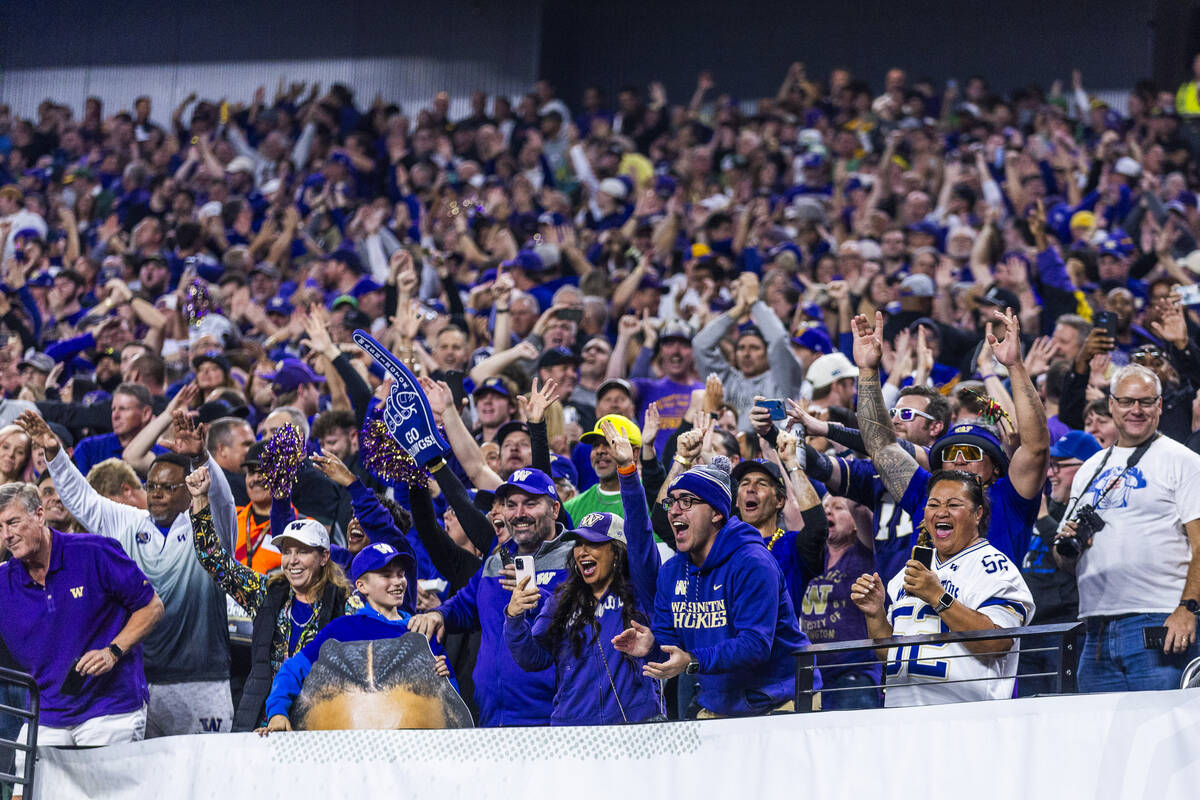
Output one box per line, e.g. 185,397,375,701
794,622,1083,711
0,667,39,798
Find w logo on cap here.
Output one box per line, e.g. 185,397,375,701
580,513,606,527
372,544,396,555
512,469,532,482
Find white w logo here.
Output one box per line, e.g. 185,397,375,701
512,469,532,482
675,580,687,595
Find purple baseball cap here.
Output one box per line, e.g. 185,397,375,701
261,358,326,392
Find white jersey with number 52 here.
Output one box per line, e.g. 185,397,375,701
884,540,1035,707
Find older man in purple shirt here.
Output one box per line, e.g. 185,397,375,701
0,482,163,778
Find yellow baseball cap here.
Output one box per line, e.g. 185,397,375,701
580,414,642,447
1069,210,1096,231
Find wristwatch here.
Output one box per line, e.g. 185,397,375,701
1182,599,1200,615
684,659,700,675
107,643,124,659
933,592,955,614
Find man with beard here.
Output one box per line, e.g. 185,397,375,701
72,383,160,475
20,411,237,737
207,416,257,505
630,321,701,453
409,468,573,726
693,273,804,428
565,415,648,520
312,409,381,493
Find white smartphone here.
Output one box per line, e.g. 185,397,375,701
513,555,537,589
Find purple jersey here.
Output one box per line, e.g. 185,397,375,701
632,377,701,452
799,540,882,683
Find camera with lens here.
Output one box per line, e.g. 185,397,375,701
1055,504,1106,559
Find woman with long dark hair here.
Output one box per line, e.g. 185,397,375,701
503,420,663,725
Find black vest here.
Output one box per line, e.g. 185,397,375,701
232,580,348,732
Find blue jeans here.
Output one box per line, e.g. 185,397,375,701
1079,612,1199,693
820,669,883,710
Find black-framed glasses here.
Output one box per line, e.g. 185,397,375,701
145,481,186,494
1047,460,1083,473
890,407,935,422
1112,395,1160,409
662,494,703,512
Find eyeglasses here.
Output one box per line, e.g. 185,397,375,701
890,407,935,422
145,481,186,494
662,494,704,512
1111,396,1160,409
940,444,984,463
1047,460,1083,473
1131,347,1165,365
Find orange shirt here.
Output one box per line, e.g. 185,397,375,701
235,504,282,574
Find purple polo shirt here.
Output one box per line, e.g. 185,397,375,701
0,531,154,727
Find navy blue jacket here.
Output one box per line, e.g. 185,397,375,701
653,517,818,716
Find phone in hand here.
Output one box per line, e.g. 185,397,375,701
911,545,935,569
1142,626,1168,651
1094,311,1117,339
1174,284,1200,307
499,548,515,568
756,399,787,420
60,657,86,695
555,307,583,323
513,556,537,589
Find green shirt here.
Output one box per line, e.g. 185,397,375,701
564,484,623,523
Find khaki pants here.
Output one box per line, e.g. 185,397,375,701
696,698,809,719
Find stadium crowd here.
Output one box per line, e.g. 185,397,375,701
3,56,1200,765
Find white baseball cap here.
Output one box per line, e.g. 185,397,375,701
806,352,859,391
272,518,330,551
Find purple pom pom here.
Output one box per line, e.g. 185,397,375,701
360,417,430,487
184,279,215,327
260,424,306,499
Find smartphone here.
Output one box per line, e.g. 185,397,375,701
1094,311,1117,338
756,399,787,420
513,555,537,589
1142,626,1168,650
498,548,515,568
60,658,86,695
911,544,935,569
1174,284,1200,307
555,307,583,323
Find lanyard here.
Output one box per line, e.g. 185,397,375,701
1065,433,1158,522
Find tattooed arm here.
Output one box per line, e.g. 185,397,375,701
852,312,919,500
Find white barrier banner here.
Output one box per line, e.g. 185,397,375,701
35,689,1200,800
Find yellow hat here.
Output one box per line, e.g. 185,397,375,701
690,242,712,259
1069,210,1096,231
580,414,642,447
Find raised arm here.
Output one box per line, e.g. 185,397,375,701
604,420,660,611
851,313,919,499
986,307,1049,500
421,376,502,491
123,384,198,474
184,466,269,616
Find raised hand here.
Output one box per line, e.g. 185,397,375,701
851,312,884,371
16,410,61,460
641,401,660,447
417,376,455,417
518,377,559,424
505,576,540,618
302,306,338,358
169,408,207,457
676,421,708,463
1023,336,1056,376
601,418,635,468
309,451,356,487
703,373,724,415
749,395,775,436
985,307,1023,368
185,465,211,498
1150,297,1189,349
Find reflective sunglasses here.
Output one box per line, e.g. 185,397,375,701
1131,347,1165,365
940,444,984,463
890,407,935,422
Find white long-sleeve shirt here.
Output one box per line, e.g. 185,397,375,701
48,449,235,684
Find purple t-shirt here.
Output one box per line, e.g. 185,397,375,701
799,540,883,683
0,531,155,727
632,377,702,453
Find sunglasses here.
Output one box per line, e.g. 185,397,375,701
940,444,984,463
890,407,935,422
1131,347,1165,364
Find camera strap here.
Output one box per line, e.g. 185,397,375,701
1065,433,1159,521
